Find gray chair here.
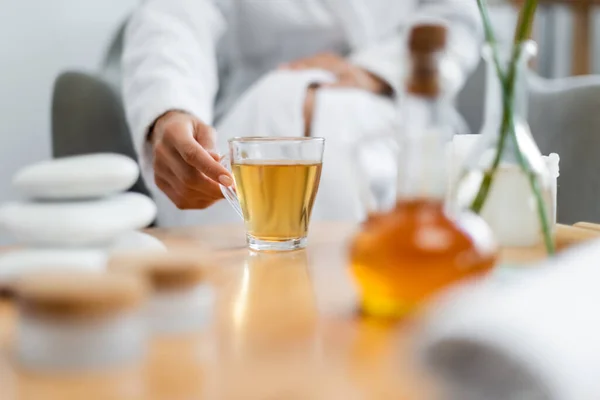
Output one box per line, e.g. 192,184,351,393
456,63,600,224
456,59,487,136
51,22,151,199
528,74,600,224
457,59,600,224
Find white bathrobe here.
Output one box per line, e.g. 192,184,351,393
122,0,482,228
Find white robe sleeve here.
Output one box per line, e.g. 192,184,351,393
121,0,226,159
349,0,482,97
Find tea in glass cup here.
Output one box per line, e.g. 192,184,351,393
221,137,325,251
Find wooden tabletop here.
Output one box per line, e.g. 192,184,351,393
0,222,598,399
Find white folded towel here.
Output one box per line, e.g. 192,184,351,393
418,239,600,400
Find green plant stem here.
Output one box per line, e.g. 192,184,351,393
476,0,506,80
508,0,554,253
469,48,517,213
501,51,555,254
470,0,511,213
509,129,555,253
470,0,554,254
513,0,538,43
469,110,510,212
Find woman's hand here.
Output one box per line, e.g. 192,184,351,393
150,111,233,209
281,53,392,96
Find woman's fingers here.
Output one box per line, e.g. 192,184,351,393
156,151,224,199
152,111,231,209
170,132,233,187
155,168,223,210
303,86,319,137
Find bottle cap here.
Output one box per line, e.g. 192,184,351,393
108,253,206,292
16,271,147,319
408,23,448,53
406,23,448,97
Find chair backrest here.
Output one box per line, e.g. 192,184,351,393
51,20,151,199
51,71,151,198
457,59,487,136
458,61,600,224
528,73,600,224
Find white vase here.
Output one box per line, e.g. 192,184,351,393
456,41,554,249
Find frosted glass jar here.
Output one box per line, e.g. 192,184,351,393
15,271,147,371
109,253,215,335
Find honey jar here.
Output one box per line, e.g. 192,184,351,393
15,271,147,371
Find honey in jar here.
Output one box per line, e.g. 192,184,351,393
349,24,498,319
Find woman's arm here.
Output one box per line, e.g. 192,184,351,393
122,0,233,210
121,0,226,157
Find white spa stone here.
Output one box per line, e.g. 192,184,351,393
13,153,139,200
0,248,107,284
0,233,165,285
0,193,157,246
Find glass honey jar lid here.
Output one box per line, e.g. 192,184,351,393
109,253,215,335
15,271,148,371
17,271,146,318
109,253,206,291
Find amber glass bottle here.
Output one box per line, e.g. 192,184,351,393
349,24,498,319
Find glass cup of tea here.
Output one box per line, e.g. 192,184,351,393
220,137,325,252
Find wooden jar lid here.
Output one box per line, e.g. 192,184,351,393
108,253,206,292
16,271,147,319
407,23,448,98
408,23,448,53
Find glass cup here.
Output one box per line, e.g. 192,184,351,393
220,137,325,251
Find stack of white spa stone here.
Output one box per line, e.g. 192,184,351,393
0,153,165,285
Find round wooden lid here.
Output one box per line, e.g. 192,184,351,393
108,252,206,291
16,271,147,318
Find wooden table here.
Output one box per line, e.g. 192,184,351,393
0,222,598,399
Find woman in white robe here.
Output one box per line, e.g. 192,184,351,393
122,0,482,228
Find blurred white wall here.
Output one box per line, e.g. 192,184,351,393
0,0,137,244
